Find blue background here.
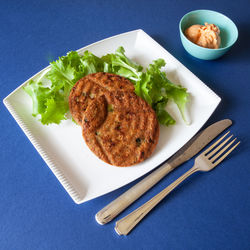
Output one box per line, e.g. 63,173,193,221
1,0,250,249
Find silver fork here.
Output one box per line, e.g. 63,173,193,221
115,132,240,235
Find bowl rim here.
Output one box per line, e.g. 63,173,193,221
179,9,238,51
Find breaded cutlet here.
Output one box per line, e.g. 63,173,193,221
69,73,159,166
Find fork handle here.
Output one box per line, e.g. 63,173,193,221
95,162,176,224
115,166,198,235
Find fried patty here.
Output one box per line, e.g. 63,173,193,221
69,73,159,167
69,72,134,125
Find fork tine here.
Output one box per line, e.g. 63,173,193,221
203,131,230,155
210,138,237,162
213,141,240,167
206,134,233,158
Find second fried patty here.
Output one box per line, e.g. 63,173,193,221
69,72,159,167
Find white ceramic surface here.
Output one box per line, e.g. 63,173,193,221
3,29,221,204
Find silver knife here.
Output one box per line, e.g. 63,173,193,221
95,119,232,225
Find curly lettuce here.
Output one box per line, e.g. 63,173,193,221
23,47,189,126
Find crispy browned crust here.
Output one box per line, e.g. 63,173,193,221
69,72,134,125
69,73,159,167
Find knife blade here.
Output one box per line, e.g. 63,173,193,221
95,119,232,225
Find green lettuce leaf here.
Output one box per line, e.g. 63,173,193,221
23,80,68,125
23,80,51,117
143,59,189,125
102,47,143,82
40,95,68,125
23,47,189,126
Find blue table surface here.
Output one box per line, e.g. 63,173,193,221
1,0,250,249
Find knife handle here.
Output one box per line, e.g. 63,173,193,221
114,165,198,235
95,162,176,225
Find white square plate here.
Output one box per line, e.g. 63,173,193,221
3,29,220,204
